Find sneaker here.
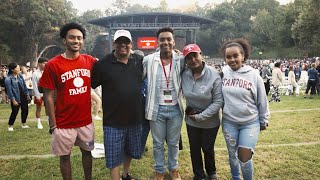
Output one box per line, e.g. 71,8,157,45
209,174,218,180
154,172,165,180
121,173,134,180
193,175,205,180
21,125,30,129
170,169,181,180
8,127,14,131
37,123,43,129
93,115,102,120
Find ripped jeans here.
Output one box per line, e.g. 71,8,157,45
222,119,260,180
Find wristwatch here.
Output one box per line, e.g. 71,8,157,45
49,126,56,134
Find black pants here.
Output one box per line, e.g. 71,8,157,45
264,80,270,96
8,94,28,126
305,80,317,95
187,124,219,179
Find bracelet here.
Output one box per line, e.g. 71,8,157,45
49,126,56,134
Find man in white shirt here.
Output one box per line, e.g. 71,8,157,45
32,57,48,129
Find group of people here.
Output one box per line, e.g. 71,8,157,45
4,58,48,131
5,22,270,180
3,59,103,131
260,59,320,102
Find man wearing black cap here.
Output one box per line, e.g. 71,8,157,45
91,29,144,180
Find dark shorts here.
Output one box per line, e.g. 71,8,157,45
103,124,143,169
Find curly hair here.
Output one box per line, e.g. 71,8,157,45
59,22,86,39
156,27,174,38
220,38,252,62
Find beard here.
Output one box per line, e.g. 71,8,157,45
115,47,130,58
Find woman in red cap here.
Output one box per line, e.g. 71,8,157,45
181,44,223,180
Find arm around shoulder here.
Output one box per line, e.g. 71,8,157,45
91,61,101,89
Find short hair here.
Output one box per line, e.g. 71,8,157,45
38,57,48,63
8,62,18,75
59,22,86,39
220,38,252,62
274,62,281,68
156,27,174,38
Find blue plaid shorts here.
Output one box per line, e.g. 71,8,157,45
103,124,143,168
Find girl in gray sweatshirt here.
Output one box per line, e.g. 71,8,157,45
220,38,270,180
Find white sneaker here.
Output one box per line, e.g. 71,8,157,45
22,125,30,129
93,116,102,120
37,123,43,129
8,127,14,131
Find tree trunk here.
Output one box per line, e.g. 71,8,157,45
34,45,57,66
30,42,39,68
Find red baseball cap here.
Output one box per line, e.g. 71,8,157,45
183,44,201,57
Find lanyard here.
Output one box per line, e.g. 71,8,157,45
161,59,172,89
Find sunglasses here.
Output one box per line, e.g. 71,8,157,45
115,38,131,45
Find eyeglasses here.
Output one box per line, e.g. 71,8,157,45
115,38,131,45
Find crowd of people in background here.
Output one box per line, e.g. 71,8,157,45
0,22,319,180
210,57,320,99
2,57,319,107
0,62,103,128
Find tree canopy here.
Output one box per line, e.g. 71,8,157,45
0,0,318,65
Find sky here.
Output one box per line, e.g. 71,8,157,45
68,0,293,14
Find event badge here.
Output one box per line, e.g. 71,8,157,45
163,90,173,103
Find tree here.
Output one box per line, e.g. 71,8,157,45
272,4,297,47
201,2,237,55
251,9,276,43
292,0,320,56
158,0,168,12
76,9,105,54
0,44,11,65
104,0,131,15
126,4,153,13
0,0,77,65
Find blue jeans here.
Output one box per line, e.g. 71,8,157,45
150,104,183,173
222,119,260,180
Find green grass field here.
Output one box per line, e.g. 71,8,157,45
0,95,319,179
